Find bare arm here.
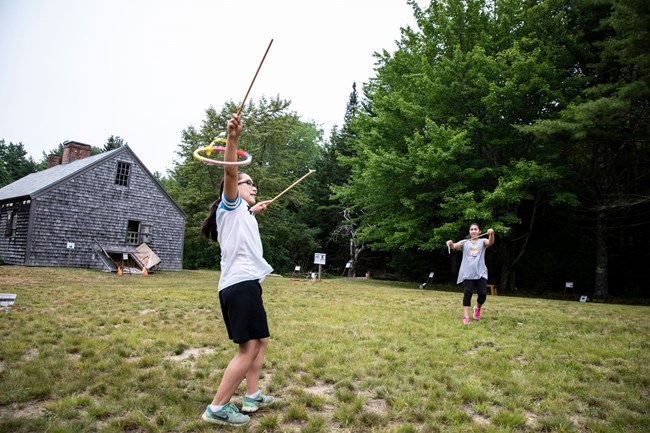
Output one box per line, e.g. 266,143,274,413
223,113,243,200
484,228,495,247
250,200,271,216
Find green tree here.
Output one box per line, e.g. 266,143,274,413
38,143,65,170
165,96,323,271
35,136,124,170
334,0,573,288
523,0,650,298
0,140,38,187
104,135,127,151
308,83,364,276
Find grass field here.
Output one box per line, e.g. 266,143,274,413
0,266,648,433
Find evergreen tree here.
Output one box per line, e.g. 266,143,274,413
165,97,323,272
38,143,65,170
523,0,650,298
334,0,572,287
104,135,127,151
309,83,364,275
0,140,38,187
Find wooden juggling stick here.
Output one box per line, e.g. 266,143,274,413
267,169,315,205
447,232,491,254
236,39,274,116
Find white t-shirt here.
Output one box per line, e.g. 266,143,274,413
216,192,273,291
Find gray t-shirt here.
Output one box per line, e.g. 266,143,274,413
456,239,488,284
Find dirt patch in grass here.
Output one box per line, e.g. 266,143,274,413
304,381,334,397
466,340,495,355
0,402,47,418
365,398,387,414
167,347,215,362
463,403,490,426
525,409,539,428
22,348,38,361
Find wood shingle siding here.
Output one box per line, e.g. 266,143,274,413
0,201,30,264
0,144,186,271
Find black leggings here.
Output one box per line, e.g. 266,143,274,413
462,278,487,307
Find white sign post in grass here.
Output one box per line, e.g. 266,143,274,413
314,253,326,280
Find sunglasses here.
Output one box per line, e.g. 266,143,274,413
238,179,256,189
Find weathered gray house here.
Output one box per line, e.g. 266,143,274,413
0,142,186,271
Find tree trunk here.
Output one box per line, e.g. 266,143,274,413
498,197,539,292
593,210,609,299
499,243,516,291
499,267,516,292
347,238,364,277
348,239,355,277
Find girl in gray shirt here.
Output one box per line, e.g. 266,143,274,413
447,223,495,325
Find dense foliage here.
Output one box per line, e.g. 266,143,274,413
330,0,649,297
2,0,648,299
163,97,327,273
0,140,38,188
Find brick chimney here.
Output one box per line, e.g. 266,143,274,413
47,154,61,168
61,141,92,164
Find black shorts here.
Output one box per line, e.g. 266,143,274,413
219,279,270,344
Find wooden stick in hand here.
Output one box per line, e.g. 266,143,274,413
236,39,274,116
267,169,315,205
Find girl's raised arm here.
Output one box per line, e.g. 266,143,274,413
223,113,243,200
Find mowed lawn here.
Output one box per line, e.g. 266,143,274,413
0,266,648,433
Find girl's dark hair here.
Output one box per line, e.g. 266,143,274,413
200,173,245,242
200,177,226,242
200,197,221,242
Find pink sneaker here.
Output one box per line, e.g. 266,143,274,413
473,306,481,320
463,316,470,325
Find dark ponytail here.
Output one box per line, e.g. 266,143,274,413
200,173,247,241
200,177,226,242
200,199,220,242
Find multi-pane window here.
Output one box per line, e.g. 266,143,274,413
126,221,154,245
115,161,131,186
126,220,140,245
5,209,17,237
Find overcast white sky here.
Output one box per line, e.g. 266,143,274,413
0,0,423,174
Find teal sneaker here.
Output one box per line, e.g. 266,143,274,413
202,402,249,426
242,390,275,413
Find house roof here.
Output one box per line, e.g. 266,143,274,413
0,147,121,201
0,145,186,218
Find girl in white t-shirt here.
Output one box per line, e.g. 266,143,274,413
199,113,274,426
